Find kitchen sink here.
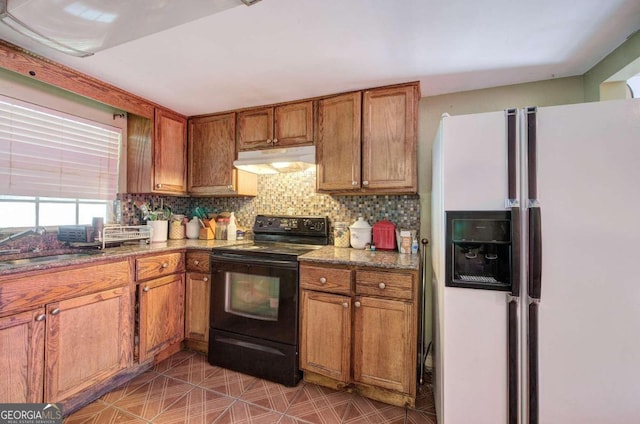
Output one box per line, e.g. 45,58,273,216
0,252,101,268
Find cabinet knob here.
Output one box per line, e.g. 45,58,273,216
266,139,272,144
162,262,169,268
143,286,150,292
342,302,349,308
50,308,60,315
156,183,163,188
194,260,200,265
35,313,46,322
352,181,358,186
378,282,386,289
203,277,209,282
272,138,278,144
227,185,233,191
319,277,327,284
354,301,361,308
362,180,369,186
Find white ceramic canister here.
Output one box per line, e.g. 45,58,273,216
147,220,168,242
349,217,372,249
186,217,200,239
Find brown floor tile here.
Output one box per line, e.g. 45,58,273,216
153,350,196,373
161,352,218,385
406,408,437,424
342,396,406,424
100,371,160,404
64,401,149,424
111,374,195,420
278,415,313,424
150,387,235,423
199,367,258,398
285,384,352,424
213,400,283,424
239,379,305,413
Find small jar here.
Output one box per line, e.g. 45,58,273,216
333,222,350,247
169,214,185,240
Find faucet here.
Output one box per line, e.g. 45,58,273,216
0,226,47,247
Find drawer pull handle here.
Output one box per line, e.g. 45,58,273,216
194,260,200,265
162,262,169,268
362,180,369,186
35,314,46,322
203,277,209,282
354,301,361,308
342,302,349,308
378,283,386,289
319,277,327,284
50,308,60,316
143,286,150,292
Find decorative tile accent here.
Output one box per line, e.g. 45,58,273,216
119,169,420,241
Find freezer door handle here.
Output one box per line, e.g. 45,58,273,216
528,207,542,299
508,299,519,424
507,108,518,201
510,206,521,297
528,302,539,424
526,107,538,200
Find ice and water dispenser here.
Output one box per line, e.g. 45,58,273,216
445,211,512,291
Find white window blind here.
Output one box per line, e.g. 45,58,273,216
0,95,121,200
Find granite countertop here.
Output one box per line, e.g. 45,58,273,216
299,245,420,270
0,239,251,277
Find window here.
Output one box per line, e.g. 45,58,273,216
0,95,121,227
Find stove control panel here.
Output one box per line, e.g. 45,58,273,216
254,215,327,236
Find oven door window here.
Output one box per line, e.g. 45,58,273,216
225,272,280,321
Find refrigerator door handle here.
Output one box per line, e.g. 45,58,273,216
528,207,542,299
506,108,518,203
510,206,521,297
528,302,539,424
508,298,519,424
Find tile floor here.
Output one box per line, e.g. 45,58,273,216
64,350,437,424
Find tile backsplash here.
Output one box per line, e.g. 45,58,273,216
119,170,420,241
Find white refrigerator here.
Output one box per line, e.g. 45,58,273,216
431,98,640,424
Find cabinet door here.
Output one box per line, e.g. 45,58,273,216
362,84,418,192
185,272,210,349
237,107,274,151
154,108,187,194
299,290,351,383
0,308,45,403
353,296,415,395
317,92,361,191
45,287,132,402
274,100,314,147
138,274,185,362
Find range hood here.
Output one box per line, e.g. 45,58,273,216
233,145,316,174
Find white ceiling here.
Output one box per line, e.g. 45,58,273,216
1,0,639,116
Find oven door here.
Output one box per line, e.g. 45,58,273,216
210,252,299,345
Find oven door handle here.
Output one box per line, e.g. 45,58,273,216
211,253,298,269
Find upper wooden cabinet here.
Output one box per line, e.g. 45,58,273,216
317,83,419,194
316,92,362,192
127,108,187,195
237,100,314,151
188,113,257,196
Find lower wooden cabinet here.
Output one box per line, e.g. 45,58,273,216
45,287,132,402
184,250,211,353
137,274,185,362
299,263,419,407
0,308,45,403
0,286,132,404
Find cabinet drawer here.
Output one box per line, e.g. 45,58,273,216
300,265,352,295
355,270,414,300
186,251,210,273
136,252,184,281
